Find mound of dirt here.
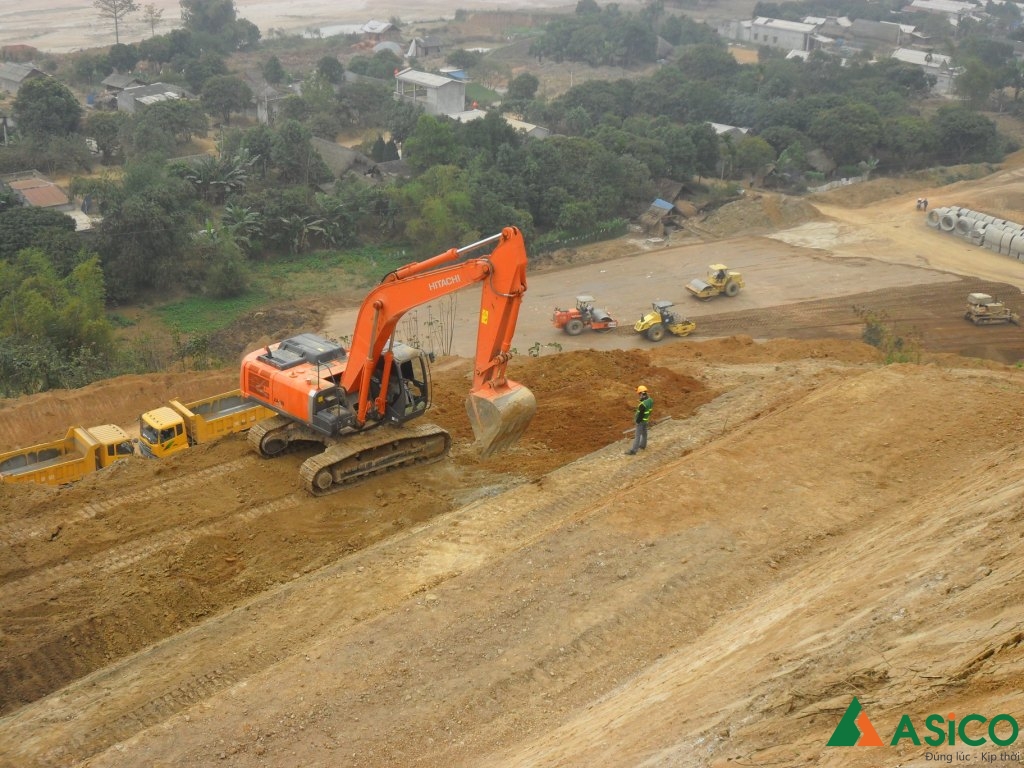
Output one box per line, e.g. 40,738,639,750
699,192,825,237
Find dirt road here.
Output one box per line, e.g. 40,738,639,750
4,163,1024,768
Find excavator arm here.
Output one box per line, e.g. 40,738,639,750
341,227,535,456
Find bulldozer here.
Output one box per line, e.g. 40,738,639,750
551,295,618,335
964,293,1020,325
686,264,744,300
240,227,536,496
633,300,696,342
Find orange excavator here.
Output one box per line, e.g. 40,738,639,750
240,227,536,495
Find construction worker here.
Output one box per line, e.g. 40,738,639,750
626,385,654,455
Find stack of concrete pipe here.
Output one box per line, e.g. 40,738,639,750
925,205,1024,260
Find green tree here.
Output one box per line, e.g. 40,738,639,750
175,149,254,203
93,0,139,44
954,58,997,109
384,100,423,144
684,122,720,180
85,110,129,163
507,72,540,101
78,160,195,301
556,199,597,233
71,52,113,84
0,249,113,379
931,106,998,163
270,119,331,185
142,3,163,35
399,165,477,256
447,49,483,70
733,135,776,180
809,102,883,168
184,53,228,92
262,55,286,85
180,0,237,49
122,109,176,157
881,115,937,170
144,98,208,143
0,207,77,259
220,203,262,254
13,78,83,136
200,75,253,125
106,42,139,73
403,114,461,171
316,56,345,84
187,235,248,297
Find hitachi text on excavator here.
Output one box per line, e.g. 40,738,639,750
239,227,537,495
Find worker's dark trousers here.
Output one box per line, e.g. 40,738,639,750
631,421,649,452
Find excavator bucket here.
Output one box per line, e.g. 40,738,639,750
465,381,537,458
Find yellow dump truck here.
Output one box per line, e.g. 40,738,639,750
0,424,135,487
138,389,274,458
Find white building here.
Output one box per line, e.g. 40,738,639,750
891,47,959,95
748,18,819,51
394,69,465,117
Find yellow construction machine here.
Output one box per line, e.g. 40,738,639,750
686,264,744,300
633,300,696,342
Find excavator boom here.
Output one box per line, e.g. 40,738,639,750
342,227,535,457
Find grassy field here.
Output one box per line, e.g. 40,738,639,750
152,246,414,335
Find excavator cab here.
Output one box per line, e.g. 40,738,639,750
372,344,431,424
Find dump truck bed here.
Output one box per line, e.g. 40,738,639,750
172,390,275,445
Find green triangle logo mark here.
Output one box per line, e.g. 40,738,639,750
827,697,883,747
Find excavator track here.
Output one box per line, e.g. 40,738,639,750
248,415,297,457
298,423,452,496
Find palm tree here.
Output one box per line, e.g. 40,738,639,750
182,150,257,204
221,204,262,255
276,214,326,254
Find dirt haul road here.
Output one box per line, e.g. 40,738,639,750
4,159,1024,768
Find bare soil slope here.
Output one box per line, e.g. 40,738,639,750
4,161,1024,767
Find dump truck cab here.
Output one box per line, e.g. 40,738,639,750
138,406,187,458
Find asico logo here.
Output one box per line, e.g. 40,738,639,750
828,698,1021,747
827,697,883,746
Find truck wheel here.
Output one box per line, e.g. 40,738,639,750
724,281,740,297
565,318,585,336
645,323,665,342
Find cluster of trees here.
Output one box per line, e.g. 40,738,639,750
0,207,115,394
529,0,720,66
508,42,1006,179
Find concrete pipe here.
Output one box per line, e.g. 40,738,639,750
970,222,987,246
939,211,959,231
926,208,947,228
1009,234,1024,260
955,216,976,237
983,224,1005,251
1000,229,1017,255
